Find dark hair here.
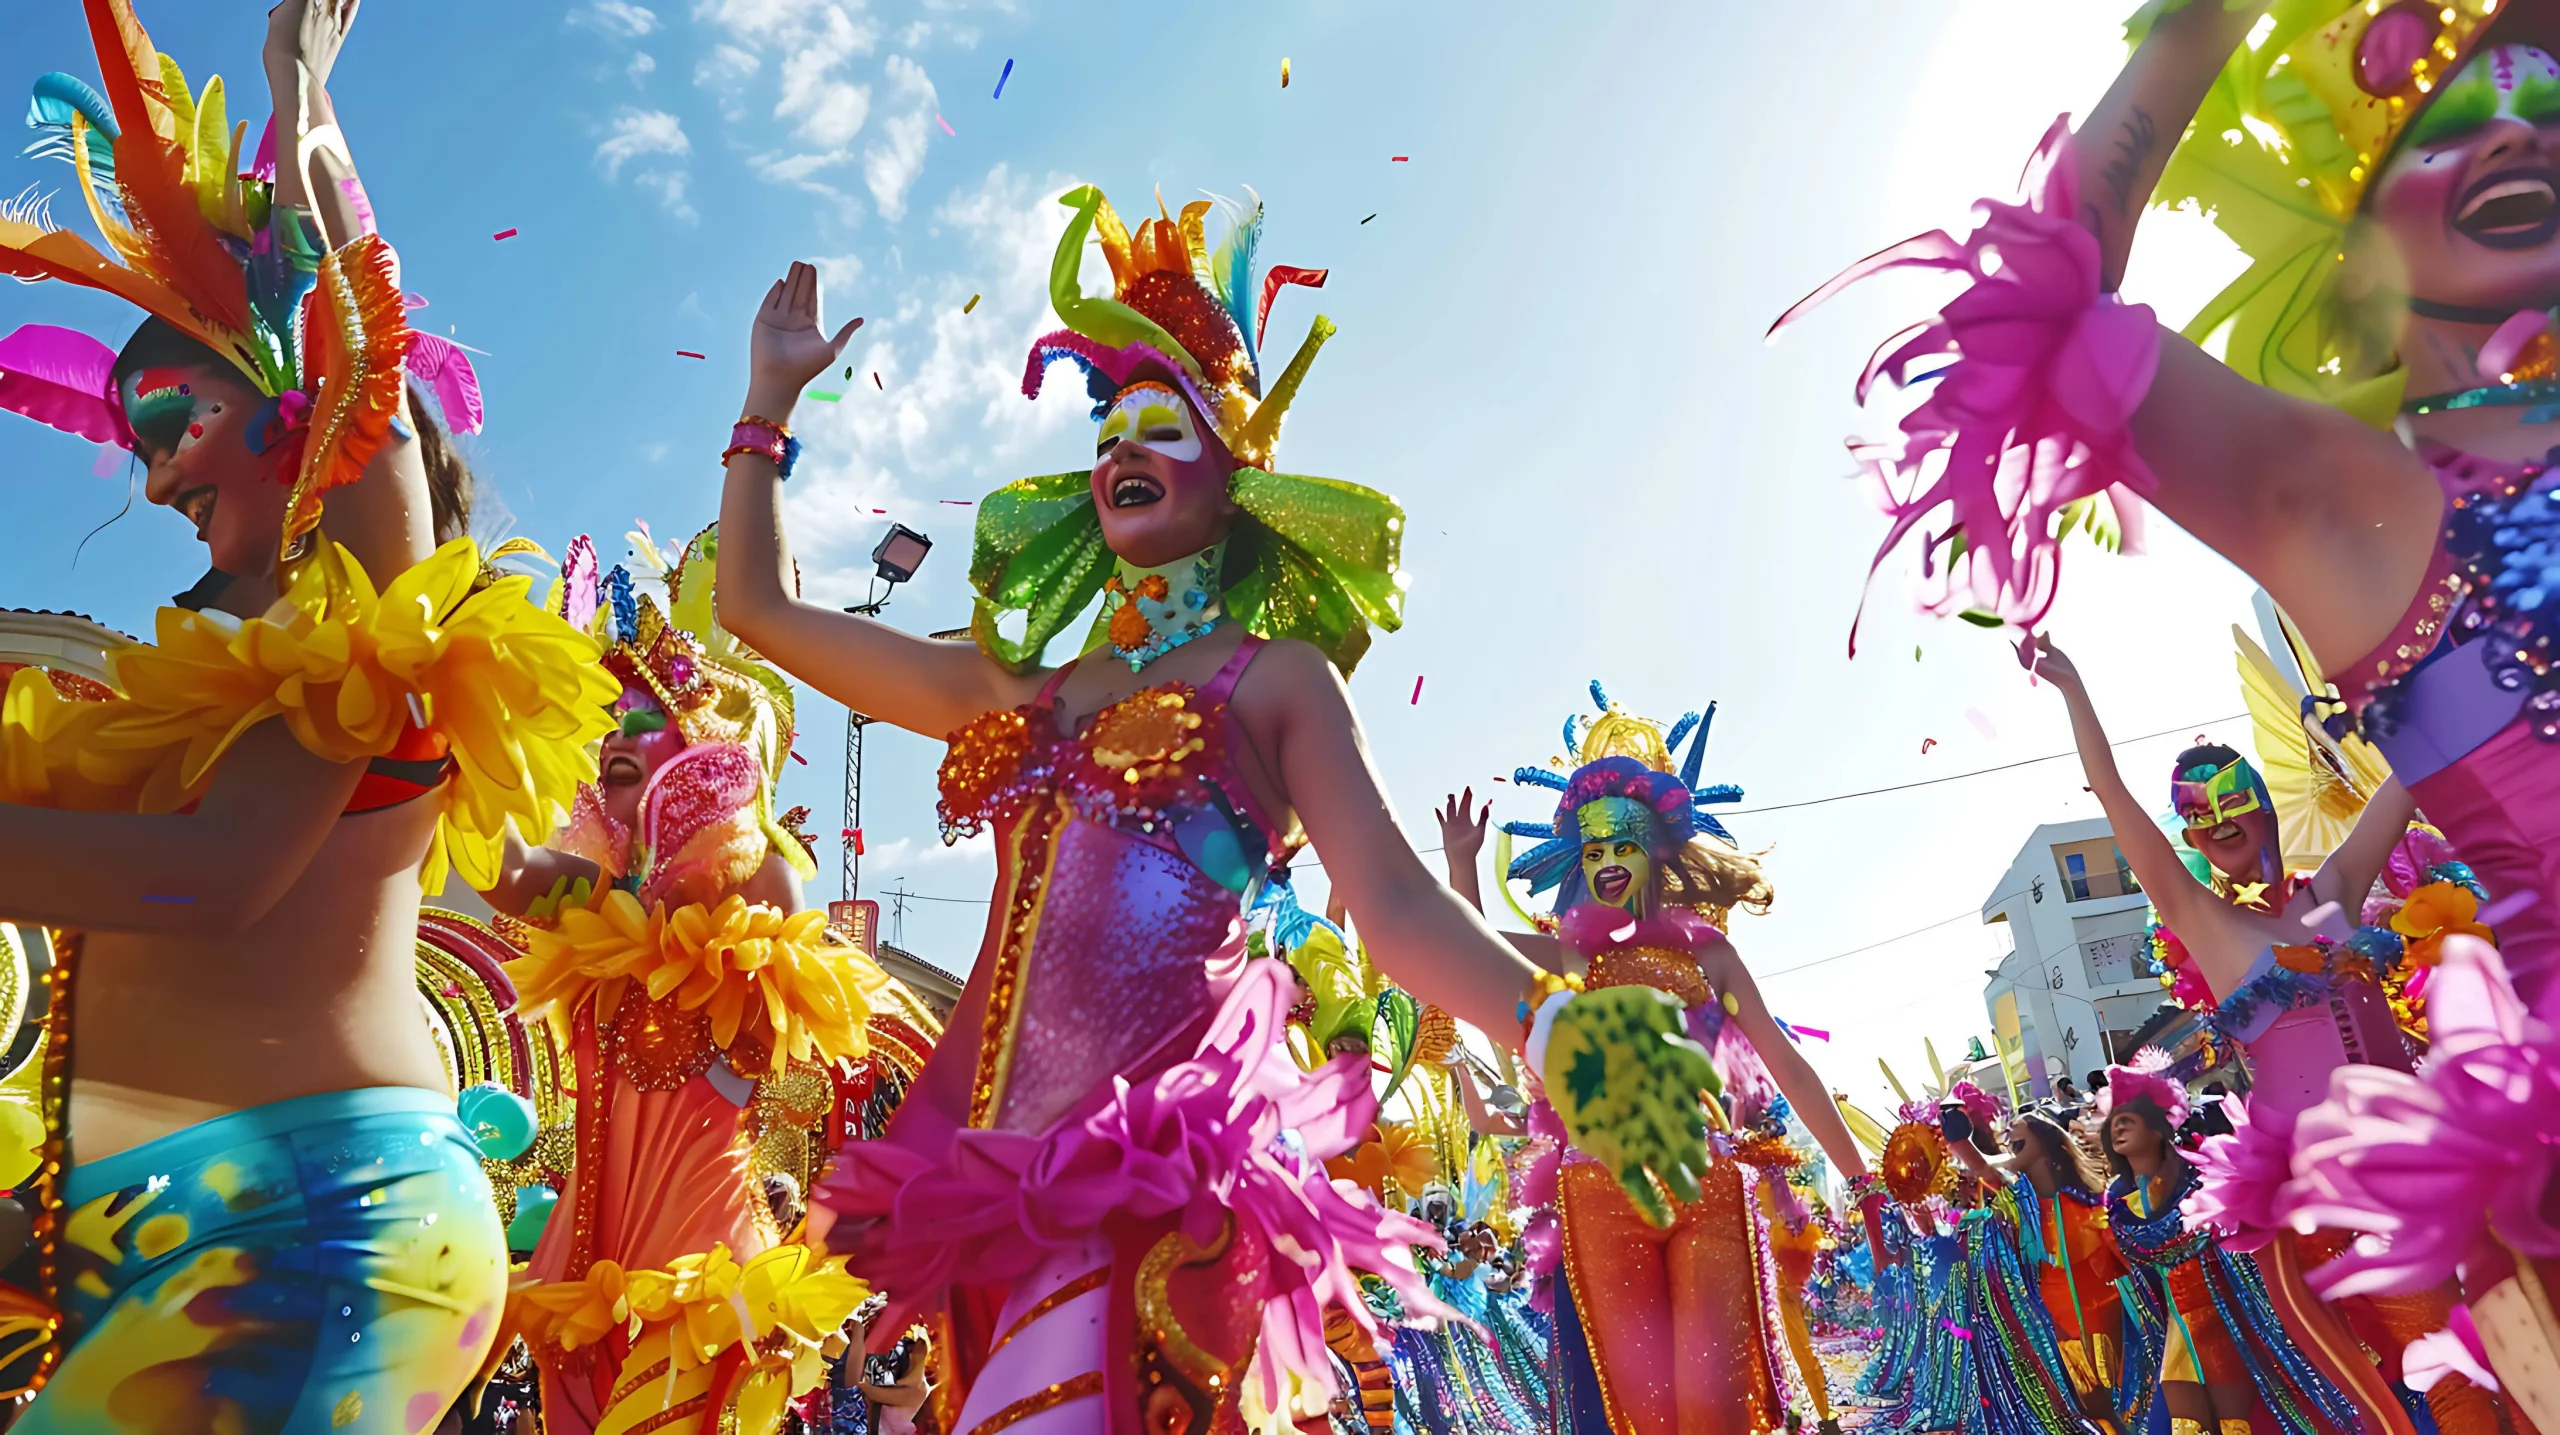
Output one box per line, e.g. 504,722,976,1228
114,318,476,544
2100,1098,2179,1184
2018,1110,2106,1195
2086,1070,2108,1090
2171,742,2245,783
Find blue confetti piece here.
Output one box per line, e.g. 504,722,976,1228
994,57,1013,99
141,894,196,904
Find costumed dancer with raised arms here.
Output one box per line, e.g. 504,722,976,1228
2099,1055,2355,1435
714,191,1725,1435
0,0,617,1425
477,526,882,1435
1772,0,2560,1413
1439,688,1885,1435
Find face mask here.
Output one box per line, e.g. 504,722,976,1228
2171,757,2266,829
1096,381,1203,462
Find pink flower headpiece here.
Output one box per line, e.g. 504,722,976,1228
2097,1047,2189,1128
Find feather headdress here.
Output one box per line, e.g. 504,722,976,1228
0,0,457,559
1502,680,1746,897
970,184,1405,675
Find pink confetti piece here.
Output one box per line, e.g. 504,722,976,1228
789,750,808,765
1791,1024,1831,1042
1410,675,1424,705
492,227,519,241
1390,155,1409,162
1943,1321,1971,1340
1920,737,1937,755
936,114,955,137
2482,888,2541,926
1964,707,1997,740
676,350,706,360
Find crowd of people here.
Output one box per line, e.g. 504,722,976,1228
0,0,2549,1431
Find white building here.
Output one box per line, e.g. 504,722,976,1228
1979,818,2164,1106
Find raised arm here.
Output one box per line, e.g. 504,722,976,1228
715,263,1042,737
2031,637,2215,934
1434,787,1568,972
1698,938,1870,1183
1265,645,1545,1039
0,719,361,935
265,0,434,583
2307,773,2416,915
2074,0,2270,289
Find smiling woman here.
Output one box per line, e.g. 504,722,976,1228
0,1,618,1428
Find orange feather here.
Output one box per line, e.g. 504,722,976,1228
82,0,249,334
283,235,411,557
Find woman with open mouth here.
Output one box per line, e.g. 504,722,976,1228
715,191,1722,1435
1438,688,1885,1435
1780,0,2560,1416
0,0,617,1427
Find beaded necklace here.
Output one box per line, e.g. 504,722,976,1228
1100,542,1226,673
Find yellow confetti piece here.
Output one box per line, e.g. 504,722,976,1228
963,293,981,314
1281,57,1291,88
332,1391,363,1428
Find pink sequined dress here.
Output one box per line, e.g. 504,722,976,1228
815,636,1446,1435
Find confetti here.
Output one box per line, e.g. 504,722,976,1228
1943,1321,1972,1340
994,57,1013,99
936,114,955,137
964,293,981,314
676,350,706,360
1360,213,1377,225
1280,57,1291,88
843,366,853,380
492,227,518,241
807,390,844,402
140,894,195,904
1915,646,1923,661
91,445,124,478
789,750,808,765
1791,1024,1832,1042
1390,155,1409,162
872,508,887,514
1964,708,1997,740
939,499,974,506
873,372,883,389
1410,675,1424,705
1920,737,1937,755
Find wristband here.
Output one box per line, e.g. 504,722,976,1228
726,417,800,480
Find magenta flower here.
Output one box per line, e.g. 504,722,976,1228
2284,938,2560,1298
2188,1094,2297,1253
2404,1305,2499,1394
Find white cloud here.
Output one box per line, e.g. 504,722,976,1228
634,168,696,221
627,51,657,85
696,42,759,89
596,107,690,178
570,0,659,37
862,55,937,221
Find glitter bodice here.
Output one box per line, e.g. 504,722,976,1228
935,637,1284,1132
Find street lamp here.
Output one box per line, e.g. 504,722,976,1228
841,524,932,907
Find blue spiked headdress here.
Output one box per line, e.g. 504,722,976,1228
1501,681,1746,904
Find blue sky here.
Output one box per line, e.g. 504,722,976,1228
0,0,2271,1120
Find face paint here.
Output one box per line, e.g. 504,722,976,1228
1096,381,1203,462
2171,757,2267,829
2406,45,2560,151
120,367,213,460
1578,837,1654,912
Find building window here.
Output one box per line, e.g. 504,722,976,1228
2053,837,2137,900
2114,847,2142,894
2062,851,2092,901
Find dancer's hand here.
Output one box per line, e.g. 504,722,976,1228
2025,633,2082,692
1434,788,1489,868
748,261,863,416
1538,985,1722,1227
266,0,361,89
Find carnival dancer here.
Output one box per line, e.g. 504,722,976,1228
2100,1055,2355,1435
2031,639,2507,1432
0,0,620,1425
480,526,879,1435
1944,1100,2129,1434
717,197,1722,1434
1439,689,1886,1435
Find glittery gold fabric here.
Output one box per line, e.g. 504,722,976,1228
1559,1160,1780,1435
1586,947,1713,1010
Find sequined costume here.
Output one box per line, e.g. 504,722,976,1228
2108,1164,2354,1435
1955,1185,2114,1435
809,182,1441,1435
502,527,881,1435
1497,694,1832,1435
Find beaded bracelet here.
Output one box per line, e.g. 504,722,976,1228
725,416,801,480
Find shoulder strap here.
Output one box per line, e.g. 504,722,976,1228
1199,633,1266,707
1033,657,1079,710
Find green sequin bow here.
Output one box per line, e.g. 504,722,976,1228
968,466,1406,675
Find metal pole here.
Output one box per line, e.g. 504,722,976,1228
842,587,889,905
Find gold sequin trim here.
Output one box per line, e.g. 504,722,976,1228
988,1267,1109,1361
969,792,1071,1128
610,1358,674,1408
625,1396,710,1433
1135,1219,1236,1387
1584,946,1713,1008
967,1371,1103,1435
